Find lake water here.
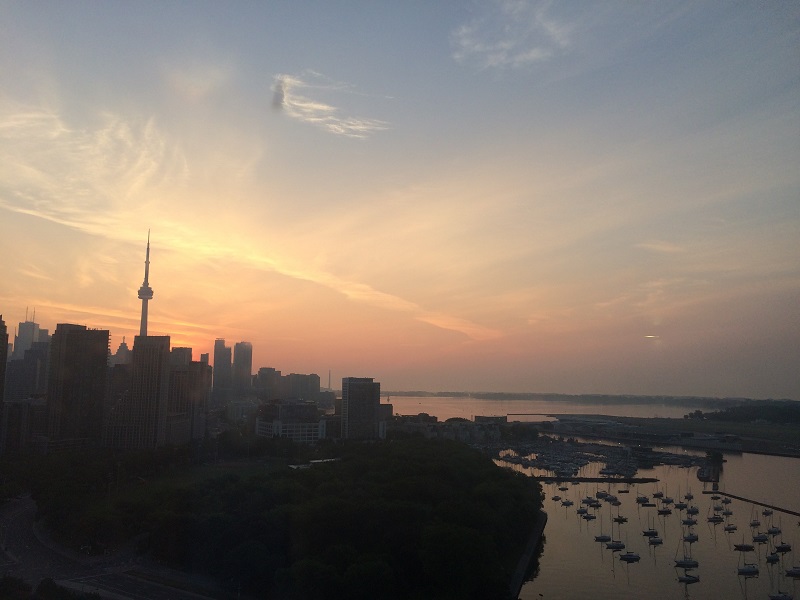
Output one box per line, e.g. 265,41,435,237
385,395,710,421
387,396,800,599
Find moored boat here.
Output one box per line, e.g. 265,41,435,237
675,557,699,568
737,563,758,576
619,551,640,563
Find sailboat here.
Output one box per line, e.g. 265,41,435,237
737,563,759,576
674,538,699,569
734,535,755,552
594,514,611,543
619,551,641,563
642,514,658,538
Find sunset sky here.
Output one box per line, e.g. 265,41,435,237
1,2,798,399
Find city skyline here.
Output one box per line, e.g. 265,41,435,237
1,3,798,399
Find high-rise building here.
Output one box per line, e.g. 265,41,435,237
0,315,7,407
213,339,232,388
341,377,383,440
11,314,49,361
233,341,253,393
3,340,49,403
212,339,232,406
0,315,7,452
166,348,211,445
106,335,170,449
46,324,109,449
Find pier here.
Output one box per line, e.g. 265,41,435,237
702,490,800,518
535,476,658,484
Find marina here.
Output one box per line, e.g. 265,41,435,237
516,456,800,599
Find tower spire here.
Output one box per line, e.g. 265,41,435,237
137,231,154,336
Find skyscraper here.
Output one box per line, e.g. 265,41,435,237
137,231,154,337
233,341,253,394
11,314,49,360
167,348,211,446
46,323,109,449
212,338,232,406
105,335,171,449
341,377,382,440
0,315,7,407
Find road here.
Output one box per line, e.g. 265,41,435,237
1,495,226,599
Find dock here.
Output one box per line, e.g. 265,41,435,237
702,490,800,518
535,476,658,484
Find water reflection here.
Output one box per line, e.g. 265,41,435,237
518,458,800,600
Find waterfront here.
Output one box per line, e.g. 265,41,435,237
389,395,800,599
518,458,800,599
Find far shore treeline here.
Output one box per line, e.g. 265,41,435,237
384,392,797,406
0,435,543,599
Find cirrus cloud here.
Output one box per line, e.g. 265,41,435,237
271,71,389,139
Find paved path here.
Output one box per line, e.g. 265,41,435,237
1,495,227,599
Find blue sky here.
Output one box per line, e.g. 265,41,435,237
1,1,798,398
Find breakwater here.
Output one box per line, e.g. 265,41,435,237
702,490,800,518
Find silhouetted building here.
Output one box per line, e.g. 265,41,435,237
4,340,49,403
0,315,7,407
233,341,253,394
254,368,323,406
212,338,232,405
255,400,326,444
11,317,49,360
105,335,171,449
341,377,386,440
110,337,132,365
1,396,46,454
166,348,211,445
46,324,109,450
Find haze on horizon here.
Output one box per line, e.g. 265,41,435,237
1,2,798,400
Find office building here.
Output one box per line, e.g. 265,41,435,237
0,315,7,407
341,377,385,440
255,400,326,444
233,341,253,394
46,324,109,449
212,339,232,405
166,348,211,445
105,335,171,449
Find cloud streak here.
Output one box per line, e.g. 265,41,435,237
451,0,572,69
271,72,388,138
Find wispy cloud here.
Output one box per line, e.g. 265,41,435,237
451,0,572,69
271,71,388,138
0,100,187,233
635,240,686,254
0,100,492,341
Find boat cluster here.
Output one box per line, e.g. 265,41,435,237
730,504,797,586
496,434,703,479
550,480,800,597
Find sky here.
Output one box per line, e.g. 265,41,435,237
1,1,798,399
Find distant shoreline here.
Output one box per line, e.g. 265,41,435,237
384,391,798,404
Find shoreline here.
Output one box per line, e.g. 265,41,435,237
509,509,547,599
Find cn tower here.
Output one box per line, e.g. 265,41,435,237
137,231,154,336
